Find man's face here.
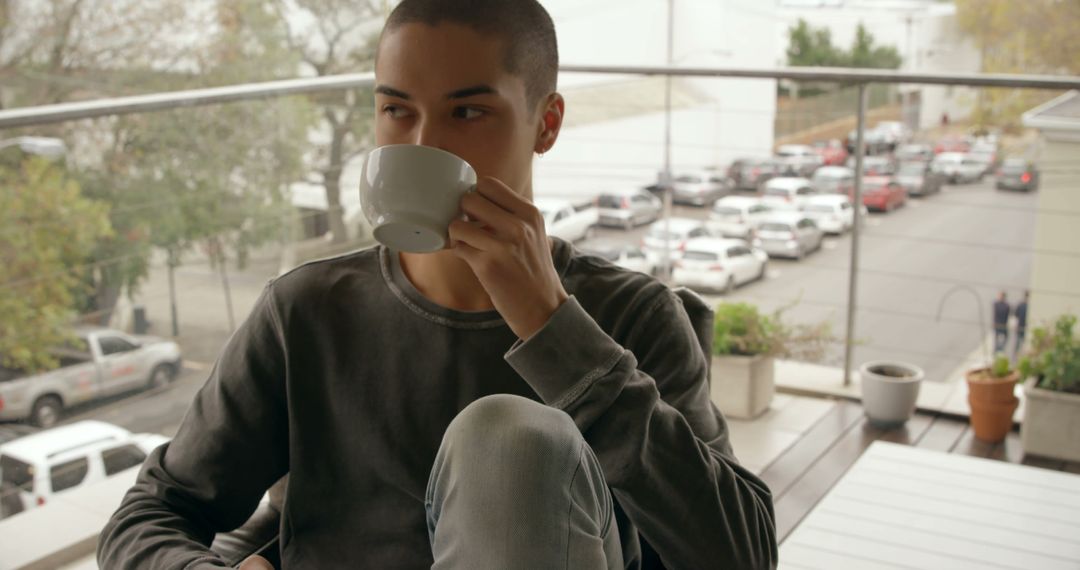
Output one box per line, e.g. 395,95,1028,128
374,23,545,197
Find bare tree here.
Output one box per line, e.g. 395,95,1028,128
274,0,382,244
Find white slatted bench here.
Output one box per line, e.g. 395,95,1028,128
779,441,1080,570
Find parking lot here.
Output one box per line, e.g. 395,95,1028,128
575,171,1039,387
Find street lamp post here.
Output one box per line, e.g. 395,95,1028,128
660,0,675,282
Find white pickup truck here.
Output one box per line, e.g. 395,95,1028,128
0,328,182,428
534,198,599,243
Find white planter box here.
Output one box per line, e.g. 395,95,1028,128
1021,378,1080,463
710,355,774,419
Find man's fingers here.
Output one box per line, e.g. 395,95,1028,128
475,176,536,218
448,219,502,252
460,192,518,238
238,555,275,570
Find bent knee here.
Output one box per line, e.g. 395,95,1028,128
444,394,581,460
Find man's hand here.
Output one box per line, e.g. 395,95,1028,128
448,176,569,341
238,554,274,570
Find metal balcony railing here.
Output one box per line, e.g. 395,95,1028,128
3,65,1079,386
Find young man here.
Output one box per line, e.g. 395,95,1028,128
97,1,777,568
1014,291,1029,360
993,292,1011,355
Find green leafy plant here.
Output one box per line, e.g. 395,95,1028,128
991,354,1013,378
1018,314,1080,394
713,302,836,362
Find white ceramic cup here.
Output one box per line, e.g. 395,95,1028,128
359,144,478,253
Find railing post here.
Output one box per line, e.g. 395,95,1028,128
843,83,869,387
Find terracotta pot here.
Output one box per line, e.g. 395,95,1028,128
967,394,1019,443
966,368,1019,404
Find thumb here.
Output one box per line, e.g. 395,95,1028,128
238,554,275,570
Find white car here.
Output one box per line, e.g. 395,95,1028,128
534,198,598,243
580,244,656,275
810,166,854,195
596,188,662,230
752,212,824,260
0,421,168,518
775,145,824,177
931,152,985,184
801,195,855,234
641,217,713,267
672,238,768,294
707,196,774,239
672,170,729,206
761,177,816,211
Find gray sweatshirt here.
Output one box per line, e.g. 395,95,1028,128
97,238,777,569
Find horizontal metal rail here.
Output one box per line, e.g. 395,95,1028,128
2,65,1078,130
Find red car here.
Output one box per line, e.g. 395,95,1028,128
811,139,849,166
858,176,908,212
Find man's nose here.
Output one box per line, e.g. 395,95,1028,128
413,118,446,150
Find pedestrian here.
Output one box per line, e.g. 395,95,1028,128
96,1,778,568
993,291,1011,355
1014,291,1030,360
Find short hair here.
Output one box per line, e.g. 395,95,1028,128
381,0,559,112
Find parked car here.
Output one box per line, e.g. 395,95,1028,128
672,170,729,206
930,152,984,184
535,198,598,242
860,176,908,212
895,161,943,197
846,127,890,155
0,329,182,428
672,238,768,294
896,143,934,163
735,158,786,192
595,189,662,230
810,166,855,196
801,195,855,234
761,177,816,211
752,212,824,260
775,145,824,177
642,217,714,266
995,159,1040,192
579,243,656,275
810,139,849,166
934,136,971,155
0,421,168,518
967,146,999,177
725,157,757,190
846,155,895,176
707,196,774,239
873,121,912,151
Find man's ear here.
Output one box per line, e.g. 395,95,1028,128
534,93,565,155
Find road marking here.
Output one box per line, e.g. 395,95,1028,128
823,240,838,250
908,200,921,208
866,218,883,227
183,360,210,371
768,269,783,279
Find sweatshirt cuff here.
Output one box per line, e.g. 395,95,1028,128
504,295,625,408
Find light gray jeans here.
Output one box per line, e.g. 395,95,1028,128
425,394,624,570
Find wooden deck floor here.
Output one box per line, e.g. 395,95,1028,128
759,399,1080,544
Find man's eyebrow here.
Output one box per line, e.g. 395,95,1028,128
446,85,497,100
374,85,411,100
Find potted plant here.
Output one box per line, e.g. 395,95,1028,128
1017,315,1080,462
965,354,1020,443
710,303,834,419
859,361,925,428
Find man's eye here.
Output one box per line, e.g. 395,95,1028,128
452,107,484,120
382,105,410,119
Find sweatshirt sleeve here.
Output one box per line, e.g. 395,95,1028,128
97,283,290,570
505,291,778,569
